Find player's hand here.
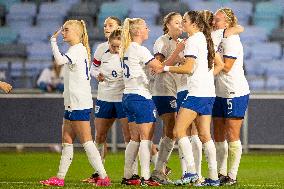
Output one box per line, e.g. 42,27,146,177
51,27,62,39
96,73,105,82
175,39,186,53
0,81,12,93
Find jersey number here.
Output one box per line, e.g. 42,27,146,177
121,57,130,78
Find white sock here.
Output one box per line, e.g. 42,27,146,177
57,143,73,179
139,140,151,180
155,136,174,172
178,146,188,175
124,140,139,179
178,137,196,174
132,156,139,175
96,143,105,162
215,141,228,176
83,141,107,179
190,135,202,178
151,153,158,166
228,140,242,180
203,140,218,180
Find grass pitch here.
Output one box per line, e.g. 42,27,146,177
0,151,284,188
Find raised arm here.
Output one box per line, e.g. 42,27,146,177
50,28,70,65
162,39,186,66
224,25,244,37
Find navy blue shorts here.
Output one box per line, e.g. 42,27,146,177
177,90,188,112
122,94,156,124
94,99,126,119
64,109,92,121
212,94,249,118
152,96,177,116
181,96,215,115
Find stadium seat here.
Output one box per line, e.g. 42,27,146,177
0,0,20,9
159,1,189,16
247,77,265,91
253,2,283,33
270,27,284,45
129,1,159,25
187,1,220,12
18,27,51,45
224,1,253,25
27,42,52,61
0,27,18,44
249,42,282,61
0,43,26,58
6,2,36,29
265,76,280,91
240,26,268,44
265,61,284,78
97,2,129,28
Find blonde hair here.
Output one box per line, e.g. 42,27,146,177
217,8,238,28
64,20,91,63
119,18,145,59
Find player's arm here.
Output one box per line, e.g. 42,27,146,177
213,53,224,75
50,28,70,65
162,39,186,66
222,57,236,73
224,25,244,37
147,58,164,74
0,81,12,93
163,56,195,74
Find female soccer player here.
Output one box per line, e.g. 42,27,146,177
150,12,190,184
40,20,110,187
120,17,164,186
212,8,250,186
163,11,220,186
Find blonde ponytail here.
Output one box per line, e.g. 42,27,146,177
119,18,145,59
120,18,132,59
80,20,91,63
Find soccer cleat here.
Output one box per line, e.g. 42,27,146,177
81,173,100,183
151,170,172,185
222,176,237,186
121,174,141,185
140,177,161,186
195,178,220,186
95,176,111,186
40,177,64,186
218,173,227,185
174,172,199,185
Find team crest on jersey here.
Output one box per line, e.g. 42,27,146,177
95,105,100,113
170,100,177,109
217,42,224,54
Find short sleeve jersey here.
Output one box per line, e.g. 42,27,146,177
63,43,93,110
122,42,155,99
184,32,215,97
215,35,250,98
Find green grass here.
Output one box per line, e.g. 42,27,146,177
0,151,284,188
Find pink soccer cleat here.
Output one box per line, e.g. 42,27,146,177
40,177,64,186
95,176,111,186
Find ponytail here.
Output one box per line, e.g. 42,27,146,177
185,11,215,69
119,18,145,59
120,18,131,59
80,20,91,64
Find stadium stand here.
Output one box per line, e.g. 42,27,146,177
0,0,283,91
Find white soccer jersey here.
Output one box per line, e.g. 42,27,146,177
211,29,225,52
51,39,93,110
184,32,215,97
122,42,155,99
215,35,250,98
152,34,179,96
94,48,124,102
